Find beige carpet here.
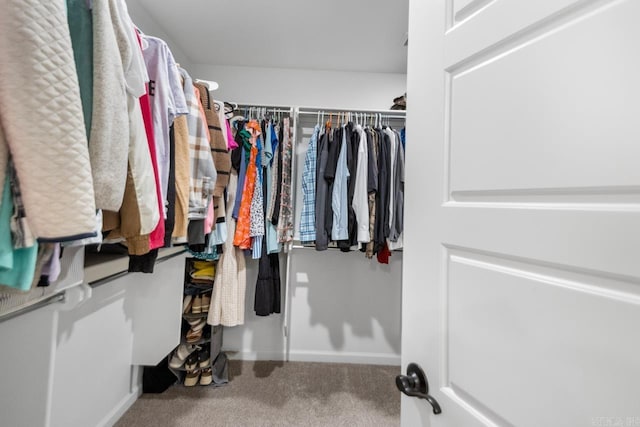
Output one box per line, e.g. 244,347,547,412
116,360,401,427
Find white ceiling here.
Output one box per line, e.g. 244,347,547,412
132,0,409,74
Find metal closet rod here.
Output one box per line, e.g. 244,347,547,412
240,108,293,114
297,107,406,115
234,103,293,114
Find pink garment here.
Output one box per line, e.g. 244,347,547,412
136,31,165,250
226,119,238,150
204,197,214,234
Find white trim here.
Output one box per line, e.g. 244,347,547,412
226,350,400,366
225,350,287,362
96,385,142,427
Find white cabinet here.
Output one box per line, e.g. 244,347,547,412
129,254,185,365
1,250,187,427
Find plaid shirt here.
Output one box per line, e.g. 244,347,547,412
181,69,217,219
299,125,320,242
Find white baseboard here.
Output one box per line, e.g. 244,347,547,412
225,349,400,366
97,386,142,427
225,350,286,361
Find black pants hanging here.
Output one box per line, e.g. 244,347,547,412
255,167,281,316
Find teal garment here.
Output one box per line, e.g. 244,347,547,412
0,177,38,291
67,0,94,139
264,123,280,254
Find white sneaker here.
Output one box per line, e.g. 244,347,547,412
169,344,199,368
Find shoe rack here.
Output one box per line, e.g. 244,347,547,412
167,257,228,387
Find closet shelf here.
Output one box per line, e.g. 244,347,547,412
183,312,209,321
180,336,212,346
170,361,213,372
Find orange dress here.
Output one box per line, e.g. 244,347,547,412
233,145,258,249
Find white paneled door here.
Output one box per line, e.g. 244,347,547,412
402,0,640,426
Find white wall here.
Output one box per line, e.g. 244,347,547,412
196,63,406,365
125,1,192,69
288,250,402,365
189,64,406,110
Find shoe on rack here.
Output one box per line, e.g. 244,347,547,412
191,318,207,333
198,347,210,368
192,295,202,314
187,317,203,326
185,351,199,370
184,370,200,387
169,344,199,368
182,295,193,314
201,293,211,313
186,328,203,343
199,368,212,386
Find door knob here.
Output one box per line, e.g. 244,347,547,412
396,363,442,414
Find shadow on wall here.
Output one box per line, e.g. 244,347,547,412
291,249,402,356
223,256,286,373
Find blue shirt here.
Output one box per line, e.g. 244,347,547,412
299,125,319,242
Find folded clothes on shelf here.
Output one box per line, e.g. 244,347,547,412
190,260,215,281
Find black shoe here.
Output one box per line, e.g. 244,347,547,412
198,347,211,368
185,351,199,370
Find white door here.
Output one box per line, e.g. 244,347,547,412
402,0,640,426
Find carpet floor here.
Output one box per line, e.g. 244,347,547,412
116,360,401,427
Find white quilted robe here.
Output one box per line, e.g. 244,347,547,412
208,172,246,327
0,0,97,240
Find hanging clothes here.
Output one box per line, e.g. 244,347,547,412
0,0,97,241
374,129,391,254
232,126,250,220
66,0,93,139
0,169,38,291
208,172,246,327
212,100,233,192
135,29,165,250
365,128,379,258
331,126,349,241
299,125,320,243
180,69,217,220
266,124,281,223
102,0,161,255
233,142,258,250
314,131,331,251
195,85,231,198
89,0,129,212
264,121,281,254
388,129,405,251
171,110,191,243
249,125,265,259
255,161,281,316
276,117,294,244
341,122,359,251
385,127,398,243
141,34,188,209
353,125,370,244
